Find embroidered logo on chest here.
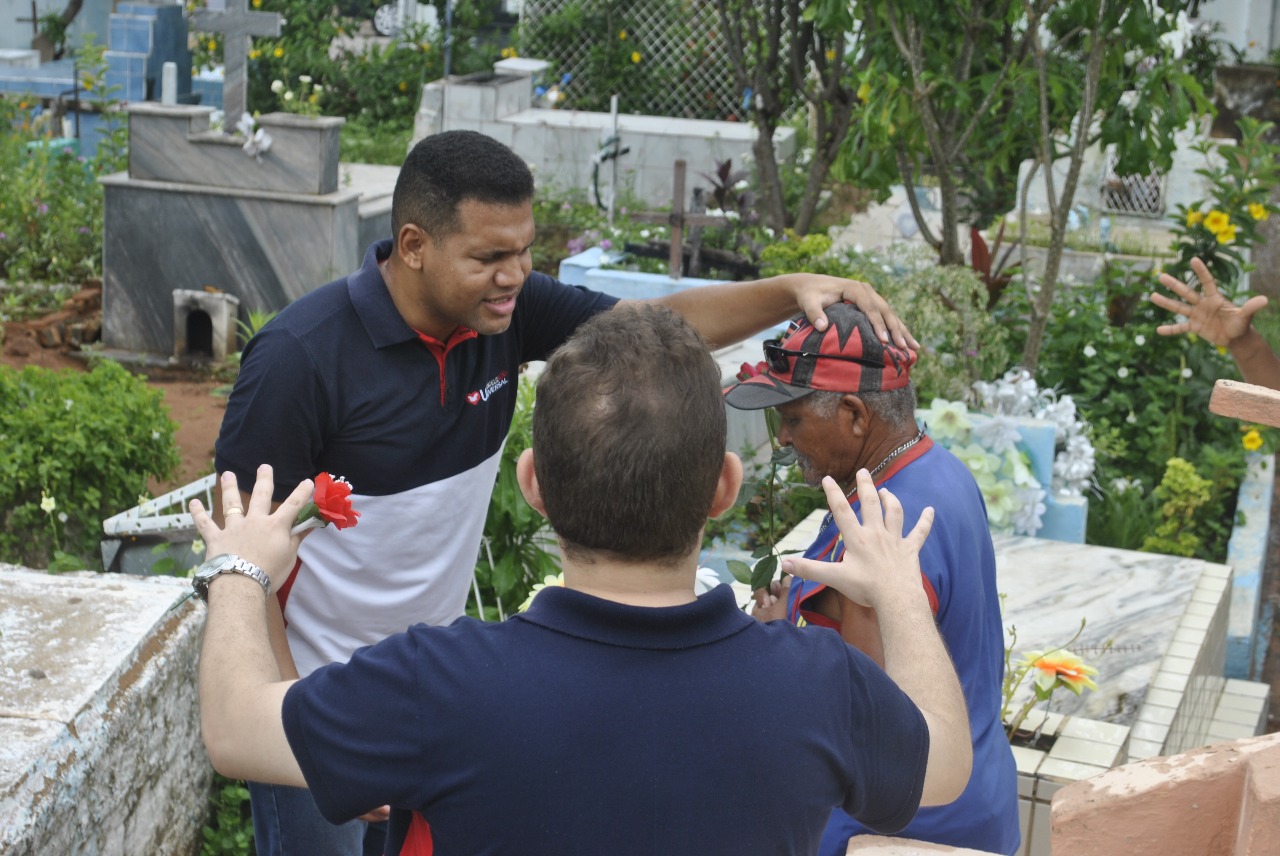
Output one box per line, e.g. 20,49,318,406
466,371,509,405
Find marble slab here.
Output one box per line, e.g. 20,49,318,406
995,535,1216,725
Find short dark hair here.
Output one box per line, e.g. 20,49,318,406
392,130,535,239
533,304,726,564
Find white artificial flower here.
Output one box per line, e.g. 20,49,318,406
1117,366,1130,378
283,91,295,101
1181,367,1193,379
1134,334,1146,346
920,399,972,443
694,566,722,595
40,493,56,513
299,74,312,85
270,79,285,94
974,414,1022,455
1012,487,1048,536
1126,410,1138,424
1083,344,1097,358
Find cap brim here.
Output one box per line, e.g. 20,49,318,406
723,374,817,410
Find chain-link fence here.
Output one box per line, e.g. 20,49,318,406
517,0,747,120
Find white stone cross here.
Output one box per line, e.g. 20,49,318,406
190,0,282,130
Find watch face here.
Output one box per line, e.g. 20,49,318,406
195,553,234,581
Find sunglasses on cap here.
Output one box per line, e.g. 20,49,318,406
762,339,886,374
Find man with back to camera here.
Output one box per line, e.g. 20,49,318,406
212,129,918,853
191,304,972,856
723,302,1020,855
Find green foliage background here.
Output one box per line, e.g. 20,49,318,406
0,362,179,570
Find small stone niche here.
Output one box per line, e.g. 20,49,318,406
173,289,239,362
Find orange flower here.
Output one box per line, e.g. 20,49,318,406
1023,649,1098,694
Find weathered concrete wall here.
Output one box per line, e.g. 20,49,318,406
0,565,212,856
1051,731,1280,856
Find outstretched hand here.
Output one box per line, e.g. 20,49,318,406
189,465,314,591
781,470,933,611
792,275,920,350
1151,257,1268,348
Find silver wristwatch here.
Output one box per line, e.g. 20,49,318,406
192,553,271,603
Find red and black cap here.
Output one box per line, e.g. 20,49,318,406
723,301,918,410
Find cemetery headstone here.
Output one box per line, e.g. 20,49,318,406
189,0,281,126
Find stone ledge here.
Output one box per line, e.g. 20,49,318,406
0,566,211,856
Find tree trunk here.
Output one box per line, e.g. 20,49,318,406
1021,5,1108,373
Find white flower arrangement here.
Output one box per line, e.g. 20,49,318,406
918,399,1047,536
970,368,1096,498
919,369,1096,537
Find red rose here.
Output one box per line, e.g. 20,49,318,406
736,360,767,381
292,472,361,534
312,472,360,529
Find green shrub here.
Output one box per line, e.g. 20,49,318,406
0,361,179,570
1007,260,1248,560
200,775,254,856
473,373,559,617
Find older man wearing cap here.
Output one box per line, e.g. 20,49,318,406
724,301,1019,856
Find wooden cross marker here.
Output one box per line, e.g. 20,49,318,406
190,0,282,129
632,160,732,279
17,1,38,36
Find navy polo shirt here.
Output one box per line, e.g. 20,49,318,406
283,584,930,855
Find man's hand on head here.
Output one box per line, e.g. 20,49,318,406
788,275,919,350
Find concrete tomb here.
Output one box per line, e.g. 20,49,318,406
0,566,209,856
100,104,397,356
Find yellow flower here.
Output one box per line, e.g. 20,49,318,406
1185,209,1204,227
1249,202,1269,221
208,39,218,51
1216,223,1238,244
518,573,565,611
1216,345,1228,356
856,81,871,103
273,46,284,58
1024,649,1098,694
398,81,407,92
631,51,641,63
500,46,516,59
252,0,261,6
1204,209,1230,235
1243,429,1264,451
40,492,56,514
249,49,260,60
618,29,627,40
825,48,836,61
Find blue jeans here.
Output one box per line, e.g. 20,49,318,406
248,781,385,856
